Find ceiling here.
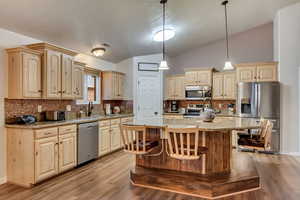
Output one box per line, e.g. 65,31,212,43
0,0,299,63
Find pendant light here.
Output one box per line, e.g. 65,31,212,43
159,0,169,71
222,0,234,71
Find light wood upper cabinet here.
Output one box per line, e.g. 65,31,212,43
58,132,77,173
72,62,85,99
102,71,126,100
223,73,236,99
256,64,277,82
165,75,185,100
236,62,278,83
212,74,223,99
184,69,213,86
45,50,62,99
35,136,59,182
6,47,42,99
61,54,74,99
236,66,256,83
213,72,236,100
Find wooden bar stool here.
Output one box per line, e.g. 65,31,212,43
238,120,273,151
120,125,159,155
165,127,208,160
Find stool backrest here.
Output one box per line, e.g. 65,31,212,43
165,128,200,160
263,121,273,150
120,125,147,154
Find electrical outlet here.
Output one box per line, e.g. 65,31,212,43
66,105,72,112
37,105,42,113
218,104,222,109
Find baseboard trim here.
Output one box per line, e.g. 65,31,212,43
280,152,300,156
0,176,7,185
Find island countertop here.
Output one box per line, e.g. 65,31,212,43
123,116,260,131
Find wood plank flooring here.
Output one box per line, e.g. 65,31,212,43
0,151,300,200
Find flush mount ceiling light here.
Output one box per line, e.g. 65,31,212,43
158,0,169,71
91,47,106,57
153,28,175,42
91,43,110,57
222,0,234,71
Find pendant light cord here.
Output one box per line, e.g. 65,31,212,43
162,0,166,60
223,1,229,60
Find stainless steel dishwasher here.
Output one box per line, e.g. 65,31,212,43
77,122,99,165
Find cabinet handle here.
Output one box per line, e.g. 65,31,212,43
35,152,38,156
60,142,63,144
38,90,42,93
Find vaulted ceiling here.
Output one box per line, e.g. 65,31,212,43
0,0,299,63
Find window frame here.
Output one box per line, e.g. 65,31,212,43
76,71,101,105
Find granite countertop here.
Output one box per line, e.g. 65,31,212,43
163,111,238,117
5,113,134,129
123,116,260,131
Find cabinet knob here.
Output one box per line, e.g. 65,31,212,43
38,90,42,93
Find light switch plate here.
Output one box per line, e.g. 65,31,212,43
66,105,72,112
37,105,42,113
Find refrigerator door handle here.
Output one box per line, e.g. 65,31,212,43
257,83,261,117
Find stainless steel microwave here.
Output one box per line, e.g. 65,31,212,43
185,86,212,100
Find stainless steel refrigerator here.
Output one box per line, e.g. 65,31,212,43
237,82,280,152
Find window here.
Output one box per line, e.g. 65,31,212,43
77,72,101,104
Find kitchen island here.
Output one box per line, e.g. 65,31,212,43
123,117,261,199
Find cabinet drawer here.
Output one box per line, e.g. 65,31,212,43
121,117,133,123
59,125,77,135
35,127,58,139
99,120,110,127
111,118,120,125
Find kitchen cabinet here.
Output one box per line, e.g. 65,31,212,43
27,43,80,99
7,124,77,187
35,136,59,182
165,75,185,100
58,132,77,173
184,69,213,86
213,72,236,100
236,62,278,83
102,71,126,100
72,61,85,99
6,47,42,99
61,54,74,99
98,117,133,156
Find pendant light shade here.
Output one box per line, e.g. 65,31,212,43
222,0,234,71
158,0,169,71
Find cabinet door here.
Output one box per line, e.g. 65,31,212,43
212,74,224,99
58,133,77,173
257,64,277,82
112,72,119,99
72,64,84,99
197,71,212,85
223,73,236,100
46,50,62,98
174,76,185,100
236,67,256,82
185,71,197,85
166,77,175,99
22,52,42,98
118,73,125,99
111,125,121,151
35,136,58,182
61,54,74,99
99,127,111,156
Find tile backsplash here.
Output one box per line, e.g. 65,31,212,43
5,99,133,121
164,100,236,111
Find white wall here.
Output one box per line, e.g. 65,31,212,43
169,23,274,74
0,28,116,184
274,2,300,154
115,58,134,100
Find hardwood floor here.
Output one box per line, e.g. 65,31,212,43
0,151,300,200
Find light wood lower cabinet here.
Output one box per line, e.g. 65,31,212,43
7,125,77,187
35,136,59,182
98,117,133,156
